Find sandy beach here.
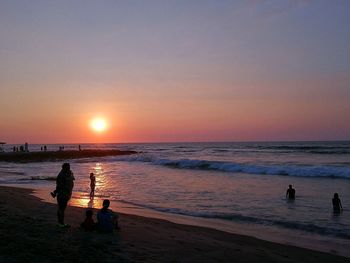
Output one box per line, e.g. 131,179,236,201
0,185,349,263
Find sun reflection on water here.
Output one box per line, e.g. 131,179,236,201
94,162,104,189
69,192,103,208
69,162,110,209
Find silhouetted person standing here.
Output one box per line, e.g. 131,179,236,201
90,172,96,198
55,163,75,227
286,185,296,200
332,193,343,212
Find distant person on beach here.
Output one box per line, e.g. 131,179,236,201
81,209,96,231
286,185,296,200
90,173,96,197
44,145,47,152
332,193,343,212
52,163,75,228
97,199,119,233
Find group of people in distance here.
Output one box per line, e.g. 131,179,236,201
286,184,343,213
50,163,119,232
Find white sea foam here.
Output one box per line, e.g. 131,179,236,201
112,155,350,179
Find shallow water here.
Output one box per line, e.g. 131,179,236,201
1,141,350,255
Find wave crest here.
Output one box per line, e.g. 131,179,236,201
113,155,350,179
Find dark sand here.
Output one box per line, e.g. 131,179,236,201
0,149,137,163
0,186,349,262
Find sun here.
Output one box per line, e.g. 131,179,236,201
90,118,108,133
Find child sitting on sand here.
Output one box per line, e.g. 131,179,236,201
81,209,96,231
97,199,119,233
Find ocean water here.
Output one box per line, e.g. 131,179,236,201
1,141,350,255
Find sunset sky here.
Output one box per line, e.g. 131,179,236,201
1,0,349,143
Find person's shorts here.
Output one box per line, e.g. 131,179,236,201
57,195,69,210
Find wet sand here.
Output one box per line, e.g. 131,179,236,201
0,185,349,262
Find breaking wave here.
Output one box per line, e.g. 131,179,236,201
113,155,350,179
29,176,56,181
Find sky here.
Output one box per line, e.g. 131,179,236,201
1,0,349,143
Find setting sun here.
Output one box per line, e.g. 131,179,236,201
90,118,108,133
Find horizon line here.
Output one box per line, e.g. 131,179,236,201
2,139,350,145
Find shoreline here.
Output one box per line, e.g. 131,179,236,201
0,185,349,262
32,186,350,258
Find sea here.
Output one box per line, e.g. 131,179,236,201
1,141,350,256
